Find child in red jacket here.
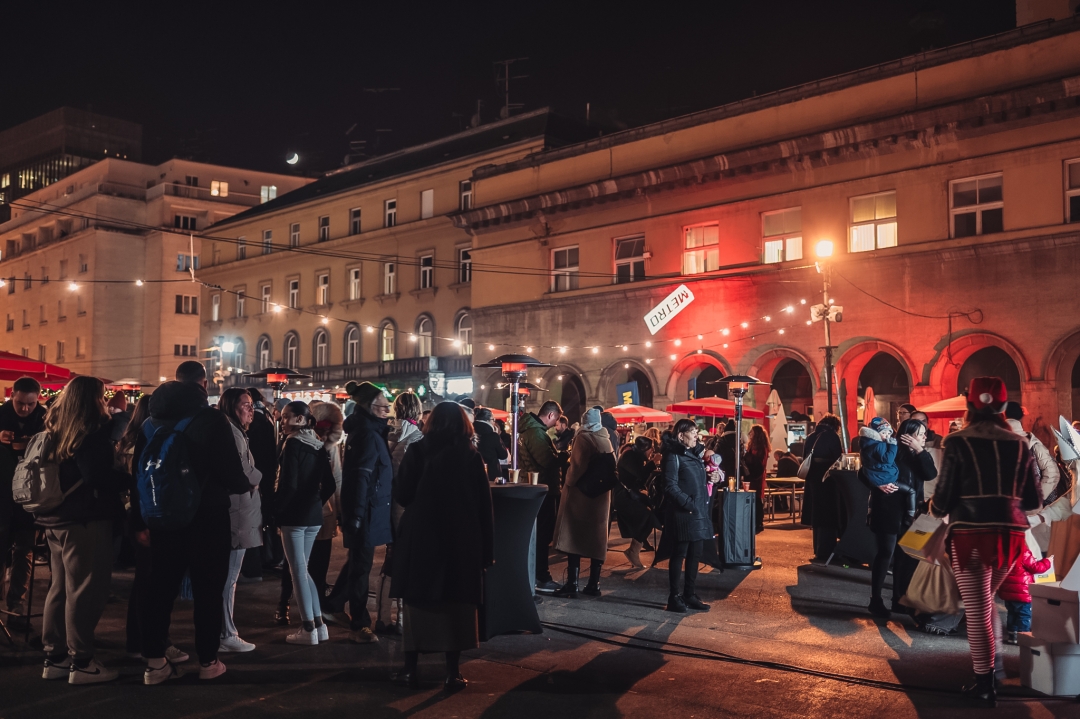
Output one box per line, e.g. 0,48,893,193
998,548,1053,645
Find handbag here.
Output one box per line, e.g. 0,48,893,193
898,513,948,564
900,560,964,615
796,448,813,480
576,452,619,499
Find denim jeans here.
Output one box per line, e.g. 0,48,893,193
1004,599,1032,632
280,526,321,622
221,548,245,640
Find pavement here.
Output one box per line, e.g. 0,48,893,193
1,519,1076,719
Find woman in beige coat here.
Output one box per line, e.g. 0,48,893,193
553,408,613,598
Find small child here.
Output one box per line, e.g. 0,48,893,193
858,418,916,517
998,548,1054,644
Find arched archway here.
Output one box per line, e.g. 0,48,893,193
598,360,658,407
773,359,815,418
858,352,911,425
837,340,917,440
926,332,1029,403
957,347,1021,403
664,352,732,404
1043,328,1080,419
534,365,591,422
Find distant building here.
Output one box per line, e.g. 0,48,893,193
0,107,143,221
0,159,310,385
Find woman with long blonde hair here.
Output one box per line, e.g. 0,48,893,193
36,376,123,684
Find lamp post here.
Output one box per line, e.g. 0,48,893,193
476,354,553,472
813,241,841,415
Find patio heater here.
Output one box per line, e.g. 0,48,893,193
719,374,766,485
246,367,313,402
476,354,552,472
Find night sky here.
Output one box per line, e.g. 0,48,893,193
5,1,1019,174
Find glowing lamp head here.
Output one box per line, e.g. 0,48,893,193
267,373,288,384
221,341,236,353
68,282,78,291
815,240,834,258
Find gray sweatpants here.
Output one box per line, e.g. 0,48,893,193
42,520,113,663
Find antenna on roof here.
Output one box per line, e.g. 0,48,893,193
494,58,528,120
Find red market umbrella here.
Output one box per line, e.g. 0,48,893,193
0,350,72,382
484,408,509,421
604,404,673,423
918,395,968,419
666,396,765,419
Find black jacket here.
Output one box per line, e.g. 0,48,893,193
867,446,937,535
716,432,741,482
475,421,507,482
246,409,278,496
800,427,844,526
35,423,122,529
132,381,252,528
390,436,494,605
267,432,335,527
0,401,46,531
617,447,653,493
340,408,393,547
661,438,713,542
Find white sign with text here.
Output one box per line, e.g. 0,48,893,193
644,284,695,335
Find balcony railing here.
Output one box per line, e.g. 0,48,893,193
224,354,472,389
147,182,263,207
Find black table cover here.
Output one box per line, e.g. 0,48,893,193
827,469,877,566
481,483,548,640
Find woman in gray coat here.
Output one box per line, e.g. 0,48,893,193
661,419,716,613
553,408,614,598
218,388,263,653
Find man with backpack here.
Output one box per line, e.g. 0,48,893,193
133,361,254,684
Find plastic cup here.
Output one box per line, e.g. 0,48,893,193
741,482,751,492
509,469,520,483
529,472,539,485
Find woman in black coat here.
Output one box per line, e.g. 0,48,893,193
866,418,937,617
615,436,659,568
800,414,845,560
391,402,494,693
660,419,716,614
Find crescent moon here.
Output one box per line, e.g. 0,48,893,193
286,153,299,165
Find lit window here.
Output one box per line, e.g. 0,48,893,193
290,223,300,247
210,180,228,197
383,262,396,295
950,174,1002,238
458,248,472,284
211,294,220,321
350,207,361,235
420,189,434,220
419,254,434,289
262,230,272,255
314,330,328,367
285,333,299,368
683,224,719,275
849,192,897,252
318,216,329,242
762,208,803,263
317,273,330,305
349,267,361,300
456,312,472,355
236,292,245,318
174,215,197,231
381,322,396,361
459,180,473,211
614,235,646,283
260,185,277,203
1066,160,1080,223
551,246,579,292
345,326,360,364
416,316,433,357
258,337,271,369
384,199,397,228
288,279,299,309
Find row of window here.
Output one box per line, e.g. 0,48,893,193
4,256,89,294
236,182,473,260
6,297,84,330
17,338,82,362
549,164,1080,292
245,312,473,370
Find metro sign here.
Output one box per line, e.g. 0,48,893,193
644,284,696,335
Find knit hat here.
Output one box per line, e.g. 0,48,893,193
107,393,129,413
868,417,890,433
967,377,1007,413
345,381,384,411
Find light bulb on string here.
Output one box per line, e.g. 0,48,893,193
321,317,329,325
740,322,748,329
778,329,785,335
674,339,682,347
764,316,771,322
721,328,729,336
622,345,629,352
559,347,567,354
645,359,652,364
135,280,144,287
526,346,533,353
800,299,807,304
623,363,629,369
68,282,78,291
784,306,793,313
669,354,677,360
591,347,599,354
723,343,729,349
697,334,703,340
645,341,652,348
367,326,375,333
488,344,495,350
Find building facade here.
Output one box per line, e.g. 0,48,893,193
0,158,308,385
457,18,1080,436
197,110,584,399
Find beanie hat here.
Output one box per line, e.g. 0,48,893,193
1003,401,1025,422
868,417,889,432
967,377,1007,413
107,393,129,412
345,381,384,411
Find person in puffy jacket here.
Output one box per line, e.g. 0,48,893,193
661,419,717,614
858,417,905,618
998,547,1053,645
217,388,262,654
35,376,122,684
267,401,336,645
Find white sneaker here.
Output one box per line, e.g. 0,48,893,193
219,636,256,653
317,624,329,642
144,660,183,685
42,656,72,680
198,659,227,680
165,645,190,663
286,627,318,645
68,659,119,685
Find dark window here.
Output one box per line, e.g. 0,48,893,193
953,212,977,238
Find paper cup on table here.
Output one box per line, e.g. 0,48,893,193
509,469,520,483
741,482,750,492
529,472,539,485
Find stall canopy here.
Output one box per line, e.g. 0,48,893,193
604,404,673,423
0,350,72,383
484,407,509,421
918,395,969,419
666,396,765,419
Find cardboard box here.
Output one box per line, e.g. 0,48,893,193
1019,634,1080,696
1029,583,1080,644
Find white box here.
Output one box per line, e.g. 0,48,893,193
1029,583,1080,644
1019,634,1080,696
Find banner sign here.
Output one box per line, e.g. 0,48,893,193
644,284,695,335
616,381,640,406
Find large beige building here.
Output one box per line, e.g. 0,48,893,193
197,110,582,398
457,15,1080,437
0,159,308,385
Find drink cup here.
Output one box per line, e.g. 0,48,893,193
741,481,751,492
509,469,520,483
529,472,539,485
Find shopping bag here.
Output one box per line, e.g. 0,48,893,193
899,561,964,615
796,449,813,480
898,514,947,564
1034,556,1056,584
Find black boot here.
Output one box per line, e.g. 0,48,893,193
684,595,710,611
666,594,687,613
582,562,602,597
274,603,290,626
553,566,579,598
868,597,890,619
962,672,997,707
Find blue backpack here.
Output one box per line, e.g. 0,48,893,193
136,416,201,530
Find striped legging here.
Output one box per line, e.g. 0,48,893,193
951,549,1012,675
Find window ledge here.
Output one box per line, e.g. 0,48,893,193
58,316,66,322
409,286,438,300
77,311,87,317
448,281,470,294
374,292,400,305
341,298,365,309
39,320,47,326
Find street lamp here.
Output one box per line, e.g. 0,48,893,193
812,241,842,415
476,354,553,472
